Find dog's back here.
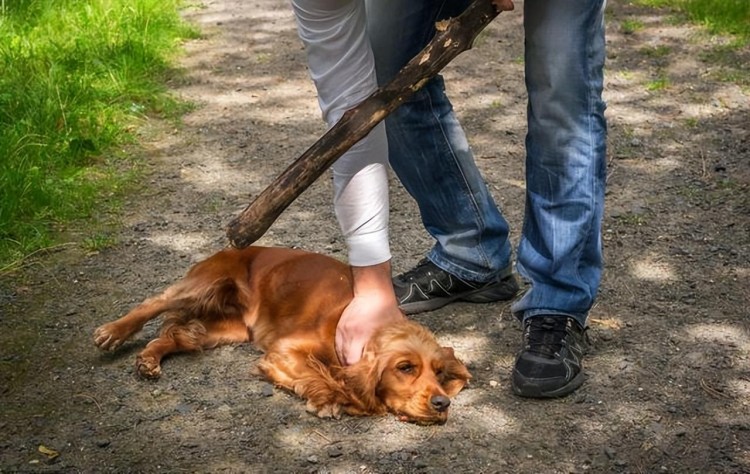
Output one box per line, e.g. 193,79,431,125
230,246,354,353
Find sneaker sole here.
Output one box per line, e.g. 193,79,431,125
511,370,586,398
399,276,520,315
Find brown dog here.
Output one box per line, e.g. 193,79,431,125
94,246,471,424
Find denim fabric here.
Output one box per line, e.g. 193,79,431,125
366,0,513,284
366,0,608,325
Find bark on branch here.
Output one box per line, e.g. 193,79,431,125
227,0,504,248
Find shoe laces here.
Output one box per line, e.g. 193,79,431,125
524,317,569,358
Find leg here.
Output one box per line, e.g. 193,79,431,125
257,346,348,418
511,0,607,398
366,0,512,281
95,268,248,351
511,0,608,324
136,316,250,379
94,289,180,351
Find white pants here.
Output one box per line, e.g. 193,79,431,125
291,0,390,266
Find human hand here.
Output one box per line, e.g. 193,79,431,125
335,262,405,365
492,0,515,11
335,293,404,365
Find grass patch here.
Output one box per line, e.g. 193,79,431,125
82,232,119,253
614,212,649,227
680,0,749,40
699,43,750,86
637,0,750,43
0,0,198,271
646,73,671,91
621,19,645,35
683,117,700,128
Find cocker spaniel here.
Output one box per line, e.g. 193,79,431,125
94,246,471,424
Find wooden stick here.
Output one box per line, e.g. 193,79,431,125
227,0,503,248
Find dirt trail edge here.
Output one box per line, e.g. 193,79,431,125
1,0,748,472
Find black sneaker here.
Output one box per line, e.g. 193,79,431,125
393,259,519,314
511,316,587,398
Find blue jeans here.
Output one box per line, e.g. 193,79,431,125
366,0,607,326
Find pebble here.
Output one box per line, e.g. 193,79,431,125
327,445,343,458
260,384,274,397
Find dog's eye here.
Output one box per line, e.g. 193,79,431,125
397,362,415,374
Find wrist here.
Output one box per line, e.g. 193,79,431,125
350,261,398,304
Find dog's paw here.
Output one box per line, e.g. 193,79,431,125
306,400,342,419
93,323,126,351
135,355,162,379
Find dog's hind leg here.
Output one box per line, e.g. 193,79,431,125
136,316,251,379
94,298,170,351
93,285,186,352
136,315,205,379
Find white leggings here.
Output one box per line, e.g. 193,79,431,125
291,0,390,266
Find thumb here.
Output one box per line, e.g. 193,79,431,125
493,0,515,12
336,331,365,366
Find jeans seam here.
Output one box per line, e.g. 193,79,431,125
577,0,606,301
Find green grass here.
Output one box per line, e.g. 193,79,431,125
621,19,645,35
637,0,750,42
681,0,749,40
0,0,197,270
646,73,671,91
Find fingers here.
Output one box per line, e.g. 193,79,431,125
336,330,365,366
492,0,515,12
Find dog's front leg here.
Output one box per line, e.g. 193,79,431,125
256,350,347,419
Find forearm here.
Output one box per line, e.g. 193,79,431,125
291,0,391,267
332,123,390,267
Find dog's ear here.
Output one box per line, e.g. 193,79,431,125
441,346,472,397
341,344,388,416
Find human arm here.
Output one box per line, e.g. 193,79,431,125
291,0,402,365
331,143,401,366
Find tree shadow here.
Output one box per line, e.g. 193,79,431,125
0,0,747,472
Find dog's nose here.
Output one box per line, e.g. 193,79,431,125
430,395,451,412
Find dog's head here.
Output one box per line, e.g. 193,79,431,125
344,320,472,424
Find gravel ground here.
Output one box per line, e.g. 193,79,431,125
1,0,749,472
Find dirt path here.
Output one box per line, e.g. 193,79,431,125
1,0,749,472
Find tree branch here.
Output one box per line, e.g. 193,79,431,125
227,0,503,248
